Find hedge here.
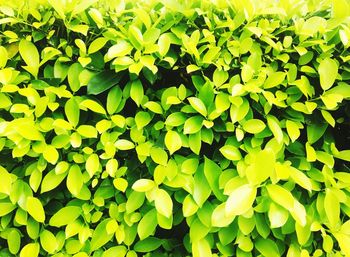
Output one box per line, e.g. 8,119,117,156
0,0,350,256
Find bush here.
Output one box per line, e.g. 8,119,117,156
1,0,350,256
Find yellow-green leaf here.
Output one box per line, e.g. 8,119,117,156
26,197,45,223
164,130,182,155
155,188,173,218
20,243,39,257
225,184,256,216
318,58,338,91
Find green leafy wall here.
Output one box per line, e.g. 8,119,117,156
1,0,350,256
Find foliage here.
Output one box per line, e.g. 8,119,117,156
0,0,350,256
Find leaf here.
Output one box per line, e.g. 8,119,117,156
77,125,98,138
132,179,155,192
242,119,266,134
245,149,275,185
49,206,82,227
0,166,12,195
135,111,151,129
307,123,327,144
193,166,211,207
80,99,106,115
203,157,223,200
106,41,133,59
90,219,114,252
268,202,289,228
68,63,83,92
107,86,123,114
264,71,286,89
41,170,66,193
165,130,182,154
137,209,157,240
324,189,340,228
184,116,203,134
335,150,350,162
267,115,283,143
155,188,173,218
43,145,59,164
211,203,235,227
266,184,295,210
26,197,45,223
87,70,122,95
115,139,135,150
65,98,80,127
40,230,57,254
225,184,256,216
255,238,280,257
86,153,100,177
19,39,39,67
126,191,145,213
219,145,242,161
150,147,168,166
88,37,109,54
286,120,300,142
20,243,39,257
66,165,83,196
102,246,127,257
192,238,212,257
130,79,144,106
134,237,162,253
188,97,207,116
7,229,21,254
318,58,338,91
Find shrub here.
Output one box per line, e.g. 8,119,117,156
0,0,350,256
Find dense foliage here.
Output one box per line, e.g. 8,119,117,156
1,0,350,256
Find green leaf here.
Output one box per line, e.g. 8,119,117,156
0,166,12,195
49,206,82,227
184,116,203,134
266,184,295,210
225,184,256,216
126,191,145,213
107,40,133,59
68,63,83,92
245,149,275,185
255,238,280,257
211,203,235,227
335,150,350,162
130,79,144,106
65,98,80,127
87,70,122,95
66,165,83,196
267,115,283,143
43,145,59,164
318,58,338,90
115,139,135,150
135,111,151,129
264,71,286,89
137,209,157,240
324,189,340,228
155,188,173,218
19,39,39,76
7,229,21,254
20,243,39,257
102,246,127,257
107,86,123,114
165,112,187,126
132,179,155,192
77,125,98,138
80,99,106,115
286,120,300,142
307,123,327,144
86,153,100,177
90,219,114,252
219,145,242,161
150,147,168,166
88,37,109,54
242,119,266,134
193,166,211,207
165,130,182,154
192,238,212,257
26,197,45,223
41,169,67,193
40,229,57,254
188,97,207,116
268,202,289,228
134,237,162,253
